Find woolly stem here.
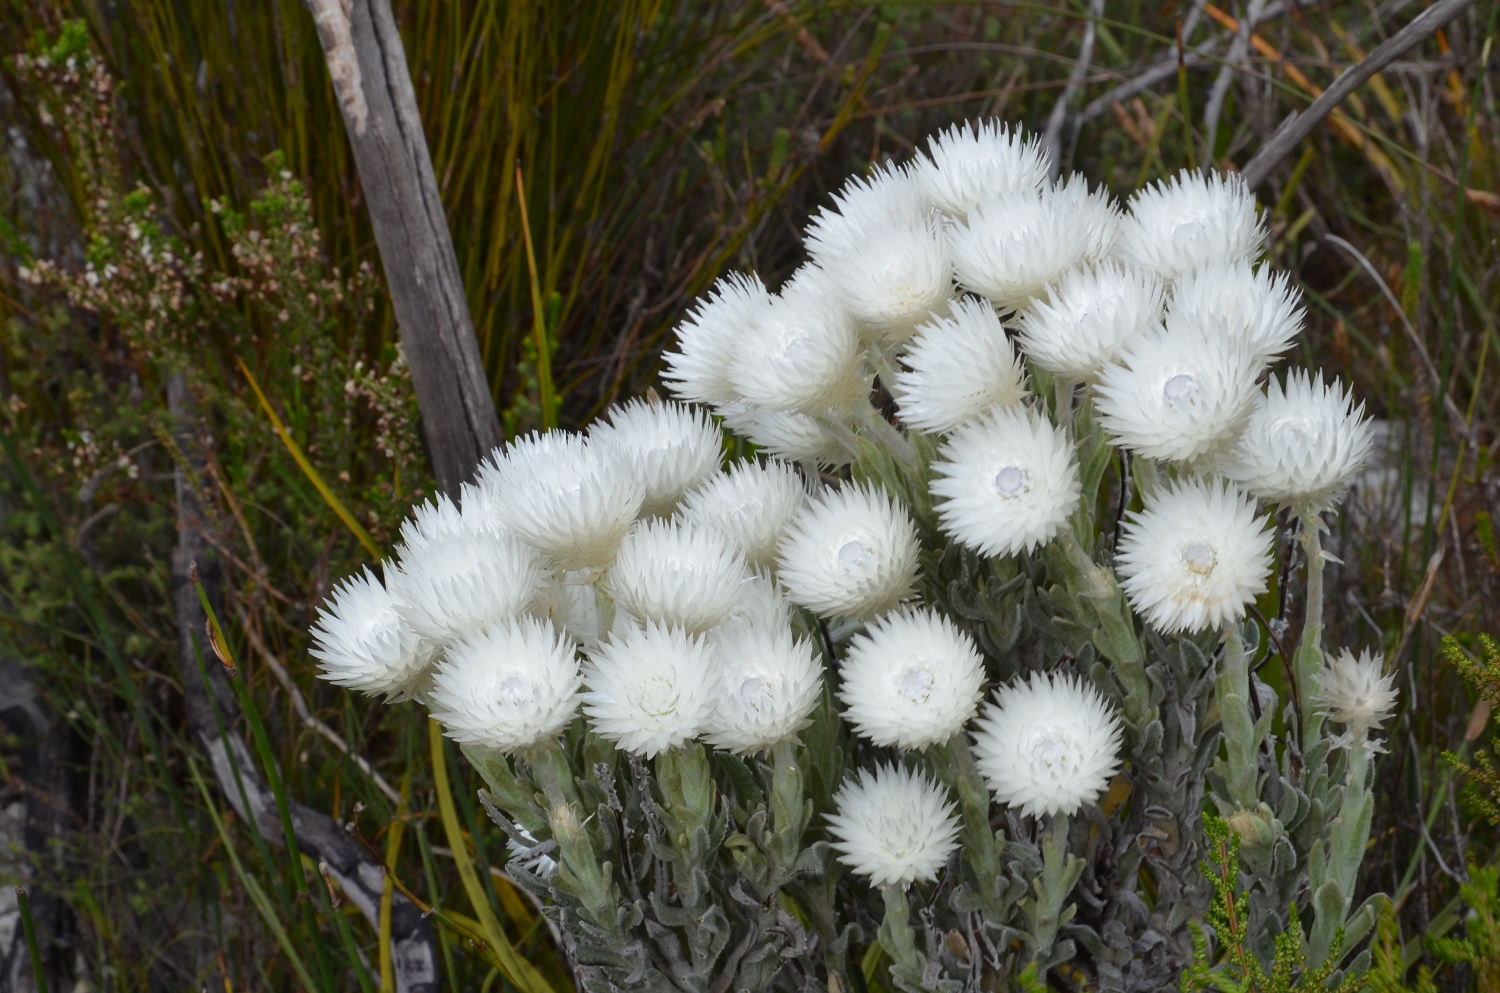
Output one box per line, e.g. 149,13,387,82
1216,623,1261,811
1133,455,1161,499
1030,813,1081,964
876,885,923,976
1054,376,1075,434
1052,529,1150,728
932,733,1006,917
1296,508,1328,744
854,398,918,469
529,743,623,940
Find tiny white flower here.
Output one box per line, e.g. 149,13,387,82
389,527,547,646
809,161,931,230
947,191,1093,312
776,482,920,620
1114,170,1265,281
663,272,772,406
728,266,868,416
704,620,823,754
825,763,961,888
606,520,751,633
971,671,1122,818
428,616,581,754
1094,317,1262,463
912,119,1050,217
894,296,1029,434
477,431,645,569
1115,478,1273,634
809,211,952,345
1168,259,1304,364
581,621,720,757
839,609,986,750
722,570,796,630
395,493,466,555
718,402,852,467
1224,370,1373,512
1014,262,1165,382
678,458,808,570
930,405,1080,557
590,397,723,518
310,567,432,701
1315,648,1397,743
1053,171,1122,263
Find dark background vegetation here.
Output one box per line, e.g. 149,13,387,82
0,0,1497,989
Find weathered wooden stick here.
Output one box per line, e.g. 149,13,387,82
304,0,503,496
1240,0,1478,189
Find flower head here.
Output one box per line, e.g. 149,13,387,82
776,482,920,620
427,616,581,753
722,571,795,630
930,405,1080,557
948,192,1094,312
894,296,1029,434
1115,170,1264,281
1224,370,1373,512
912,120,1050,217
606,520,750,633
591,397,723,518
581,621,719,757
1014,262,1165,381
1094,318,1262,463
971,672,1122,818
839,609,986,750
311,566,432,701
1053,171,1122,263
728,266,868,416
390,527,546,645
663,272,771,406
477,431,644,569
678,459,808,570
1115,479,1273,634
396,493,466,554
825,764,961,887
1168,260,1304,364
1315,648,1397,740
718,402,852,467
704,621,823,754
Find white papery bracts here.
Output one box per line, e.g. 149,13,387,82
1114,170,1265,281
591,397,723,518
606,520,751,634
581,621,720,758
678,459,808,571
776,482,921,620
705,620,823,754
894,296,1029,434
310,567,431,701
1315,648,1398,749
826,763,962,888
1015,262,1164,382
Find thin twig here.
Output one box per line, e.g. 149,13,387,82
1042,0,1104,180
1239,0,1478,188
233,603,403,806
1203,0,1268,162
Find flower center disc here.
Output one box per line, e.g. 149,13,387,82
994,465,1026,497
897,667,934,703
837,539,868,569
1027,725,1074,770
739,675,772,710
497,675,533,705
1181,541,1216,575
1163,373,1199,405
1172,219,1206,247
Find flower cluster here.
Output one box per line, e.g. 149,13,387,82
311,118,1392,915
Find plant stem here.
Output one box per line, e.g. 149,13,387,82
1217,623,1261,811
1297,508,1327,744
1031,813,1081,964
16,887,49,993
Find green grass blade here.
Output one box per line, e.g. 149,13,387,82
15,887,50,993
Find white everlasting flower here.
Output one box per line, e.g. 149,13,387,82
825,763,961,888
1315,648,1398,740
947,192,1094,312
1224,370,1372,512
581,621,719,757
1168,260,1304,364
1115,479,1273,634
971,672,1123,818
704,620,823,754
912,120,1050,217
427,616,581,753
838,609,985,750
663,272,771,406
1115,170,1265,281
311,567,432,701
478,431,644,569
718,403,852,468
894,296,1029,434
1014,262,1165,381
1094,318,1262,463
390,527,546,645
776,482,920,620
607,520,750,634
678,459,807,570
930,405,1080,557
806,163,951,343
728,266,868,416
591,398,723,518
